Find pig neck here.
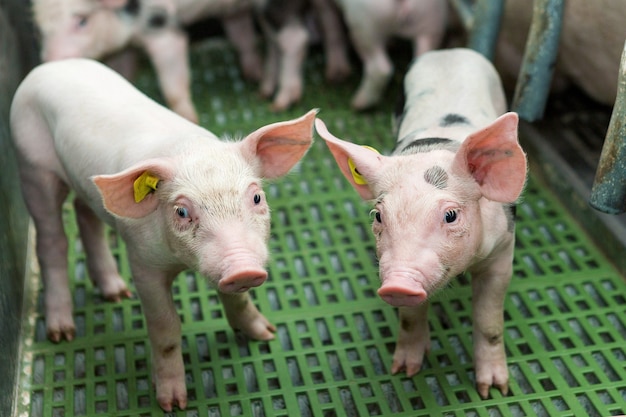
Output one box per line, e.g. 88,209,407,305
120,212,187,274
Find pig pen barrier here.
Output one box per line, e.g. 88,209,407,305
10,39,626,417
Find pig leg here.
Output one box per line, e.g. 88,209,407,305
348,32,392,110
218,292,276,340
142,29,198,123
391,302,430,376
259,35,279,99
310,0,352,82
73,198,132,301
20,170,74,342
414,33,442,57
222,12,264,82
103,48,139,81
271,20,309,111
471,246,513,398
132,264,186,411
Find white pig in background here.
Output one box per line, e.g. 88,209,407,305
10,58,316,411
315,48,527,398
252,0,352,111
33,0,264,123
334,0,449,110
495,0,626,106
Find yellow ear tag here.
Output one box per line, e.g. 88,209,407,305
348,146,379,185
133,172,160,203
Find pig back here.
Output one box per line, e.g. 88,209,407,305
397,48,507,144
10,59,214,216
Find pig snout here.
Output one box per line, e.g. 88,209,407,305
218,267,268,293
213,245,269,293
377,272,428,307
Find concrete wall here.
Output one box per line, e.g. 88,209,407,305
0,0,38,414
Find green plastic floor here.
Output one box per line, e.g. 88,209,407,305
15,41,626,417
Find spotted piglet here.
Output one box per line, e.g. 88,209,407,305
315,48,527,398
10,58,316,411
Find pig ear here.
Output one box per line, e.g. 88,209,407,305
315,118,383,200
92,159,175,219
240,109,317,179
453,112,527,203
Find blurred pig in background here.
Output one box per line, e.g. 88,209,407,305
334,0,449,110
33,0,264,122
495,0,626,106
10,58,316,411
252,0,352,111
316,48,527,398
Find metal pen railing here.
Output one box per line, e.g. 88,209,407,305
451,0,625,214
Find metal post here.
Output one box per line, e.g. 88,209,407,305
511,0,564,122
589,41,626,215
466,0,505,61
448,0,474,31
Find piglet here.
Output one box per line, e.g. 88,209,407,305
334,0,448,110
315,48,527,398
10,58,316,411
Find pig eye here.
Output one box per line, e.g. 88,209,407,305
75,14,89,27
175,206,190,219
253,194,262,205
444,209,458,224
374,211,382,223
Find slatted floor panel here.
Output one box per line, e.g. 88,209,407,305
15,40,626,417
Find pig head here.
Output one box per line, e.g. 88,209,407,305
316,113,525,306
315,48,527,399
33,0,135,61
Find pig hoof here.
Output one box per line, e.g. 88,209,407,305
259,82,275,99
47,324,76,343
99,277,133,302
46,308,76,342
476,377,509,399
237,318,276,341
326,63,352,83
270,96,296,112
228,304,276,340
271,87,302,112
242,62,263,82
391,358,423,377
156,382,187,412
351,94,379,112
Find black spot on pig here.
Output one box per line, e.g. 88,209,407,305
124,0,140,16
424,166,448,189
504,204,516,233
147,8,169,29
394,137,460,155
440,113,470,127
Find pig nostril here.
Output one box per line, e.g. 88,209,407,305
218,271,268,293
377,284,427,307
379,293,426,307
